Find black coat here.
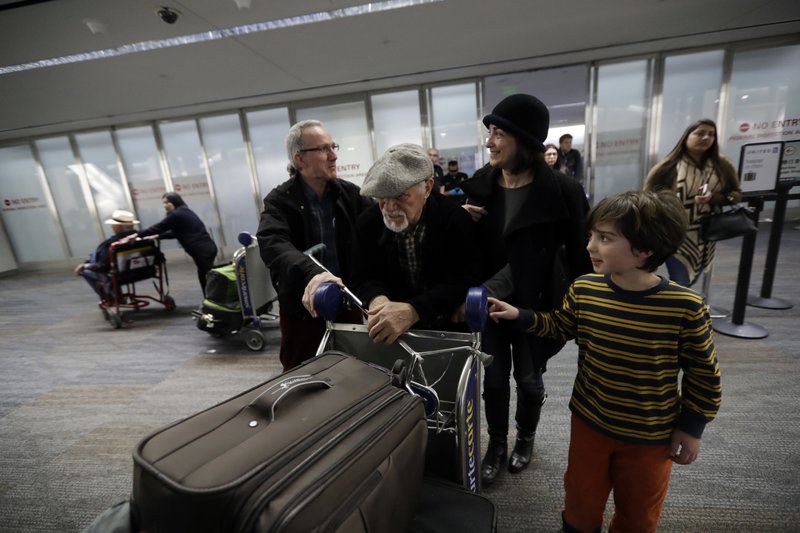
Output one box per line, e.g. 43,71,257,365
460,161,592,364
256,175,373,320
138,206,217,260
351,193,481,330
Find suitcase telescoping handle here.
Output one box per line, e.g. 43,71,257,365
249,375,332,422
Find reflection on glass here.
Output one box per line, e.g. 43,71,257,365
0,144,64,261
157,120,221,245
36,136,98,256
371,90,423,154
594,60,649,201
74,131,129,239
198,114,258,247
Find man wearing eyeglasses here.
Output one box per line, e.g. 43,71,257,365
257,120,373,371
347,143,480,345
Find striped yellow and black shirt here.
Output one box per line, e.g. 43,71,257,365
515,273,721,445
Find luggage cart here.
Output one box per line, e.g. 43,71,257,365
100,239,175,329
313,281,491,493
193,232,277,351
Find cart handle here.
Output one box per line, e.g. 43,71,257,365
464,286,488,333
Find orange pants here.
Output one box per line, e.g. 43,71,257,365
562,415,672,533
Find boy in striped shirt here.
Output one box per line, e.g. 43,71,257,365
488,190,721,533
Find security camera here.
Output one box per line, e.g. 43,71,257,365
156,6,180,24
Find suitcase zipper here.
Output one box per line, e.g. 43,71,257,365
265,392,419,533
233,386,404,531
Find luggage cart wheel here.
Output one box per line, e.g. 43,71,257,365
164,295,176,311
391,359,408,388
245,330,266,351
108,313,122,329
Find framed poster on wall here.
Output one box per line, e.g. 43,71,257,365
738,142,783,194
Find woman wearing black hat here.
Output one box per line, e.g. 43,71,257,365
460,94,592,484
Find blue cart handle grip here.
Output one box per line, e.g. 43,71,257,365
464,286,488,333
314,282,343,321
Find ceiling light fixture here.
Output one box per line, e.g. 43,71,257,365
0,0,443,76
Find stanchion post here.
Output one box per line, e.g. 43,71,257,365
747,185,793,309
712,197,768,339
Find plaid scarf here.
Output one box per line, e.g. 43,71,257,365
395,220,426,293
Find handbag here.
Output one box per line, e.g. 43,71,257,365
700,205,757,242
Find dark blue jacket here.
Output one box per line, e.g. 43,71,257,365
139,206,217,259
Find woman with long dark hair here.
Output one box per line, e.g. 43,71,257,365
644,119,742,286
128,192,218,294
460,94,591,485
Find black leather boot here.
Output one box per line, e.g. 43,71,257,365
508,431,535,473
508,393,545,474
481,438,507,485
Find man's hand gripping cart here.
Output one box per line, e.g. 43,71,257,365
309,255,492,493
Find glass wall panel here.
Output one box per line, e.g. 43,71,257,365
247,107,291,198
198,113,259,243
35,136,98,256
115,126,167,231
430,83,480,176
73,130,129,239
0,144,64,262
296,101,372,186
657,50,724,161
371,90,423,155
723,44,800,176
485,65,588,152
157,120,221,246
594,60,650,200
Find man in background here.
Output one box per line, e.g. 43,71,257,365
427,147,445,193
559,133,584,186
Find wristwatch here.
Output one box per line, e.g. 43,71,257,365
727,194,736,203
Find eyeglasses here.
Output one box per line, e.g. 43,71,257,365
299,143,339,154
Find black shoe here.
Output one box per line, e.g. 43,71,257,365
481,438,507,485
508,432,535,473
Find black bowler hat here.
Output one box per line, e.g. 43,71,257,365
482,94,549,153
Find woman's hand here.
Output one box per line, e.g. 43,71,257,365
462,204,487,222
450,302,466,323
694,190,713,205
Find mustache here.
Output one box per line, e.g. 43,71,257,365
381,208,405,218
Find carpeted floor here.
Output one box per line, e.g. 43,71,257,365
1,222,799,532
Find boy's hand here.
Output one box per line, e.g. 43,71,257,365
669,429,701,465
487,297,519,322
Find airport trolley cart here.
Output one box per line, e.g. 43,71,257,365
193,231,278,351
311,260,492,494
101,238,175,329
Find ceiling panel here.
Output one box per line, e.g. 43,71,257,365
1,0,798,140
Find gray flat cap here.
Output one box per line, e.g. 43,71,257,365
361,143,433,198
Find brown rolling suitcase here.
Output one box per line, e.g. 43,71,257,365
131,351,427,532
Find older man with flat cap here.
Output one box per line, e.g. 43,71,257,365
350,143,480,344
